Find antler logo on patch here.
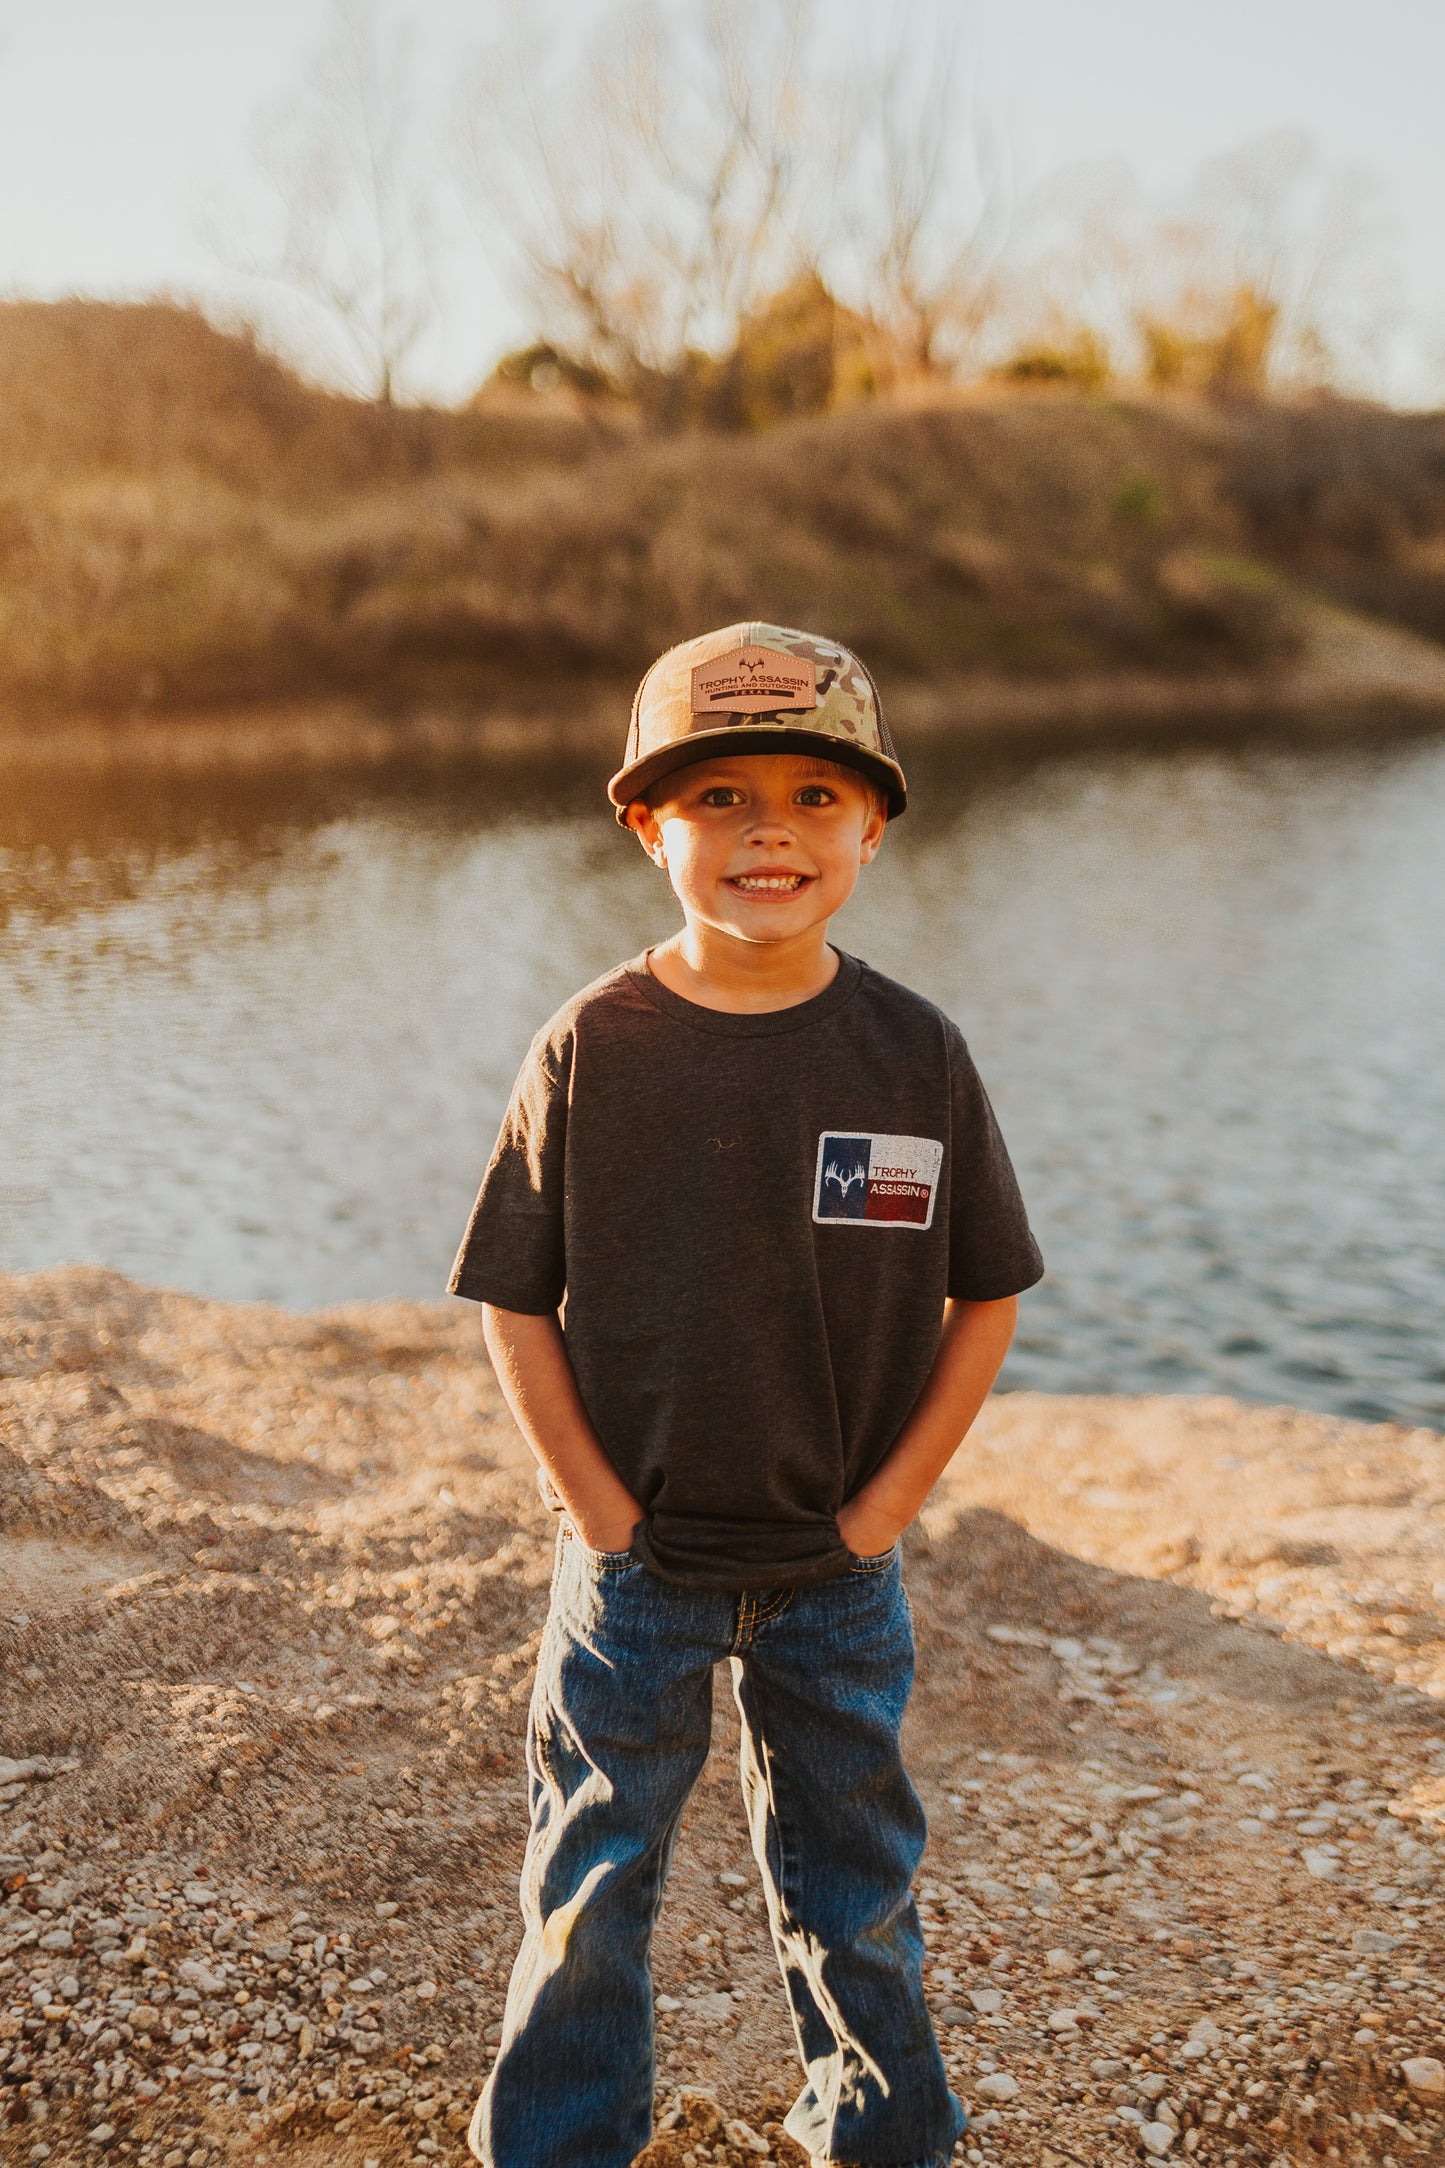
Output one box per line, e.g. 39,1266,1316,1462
824,1160,866,1198
691,645,818,713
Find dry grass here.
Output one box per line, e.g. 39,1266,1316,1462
2,301,1444,720
0,302,621,501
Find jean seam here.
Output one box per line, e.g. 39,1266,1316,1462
753,1588,795,1626
758,1717,800,1947
532,1707,557,1794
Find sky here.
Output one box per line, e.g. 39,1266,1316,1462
0,0,1440,403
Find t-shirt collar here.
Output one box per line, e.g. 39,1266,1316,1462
625,949,864,1037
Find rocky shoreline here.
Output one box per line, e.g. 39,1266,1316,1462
2,1269,1442,2168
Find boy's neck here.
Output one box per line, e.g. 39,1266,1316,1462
647,923,841,1014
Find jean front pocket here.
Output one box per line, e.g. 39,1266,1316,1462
847,1542,899,1575
562,1522,638,1572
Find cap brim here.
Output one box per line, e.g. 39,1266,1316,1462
609,725,907,822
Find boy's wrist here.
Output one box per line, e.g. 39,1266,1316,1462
836,1495,909,1556
567,1504,642,1555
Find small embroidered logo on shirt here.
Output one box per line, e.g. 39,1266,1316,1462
813,1131,943,1228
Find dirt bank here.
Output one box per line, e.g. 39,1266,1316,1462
2,1270,1442,2168
9,301,1445,742
3,597,1443,784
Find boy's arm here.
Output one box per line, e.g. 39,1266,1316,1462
482,1304,643,1554
836,1295,1018,1557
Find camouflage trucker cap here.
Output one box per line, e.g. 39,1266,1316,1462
608,622,907,821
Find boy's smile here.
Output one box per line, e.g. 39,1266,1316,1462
727,868,812,895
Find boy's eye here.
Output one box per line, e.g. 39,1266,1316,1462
795,786,835,806
698,787,743,807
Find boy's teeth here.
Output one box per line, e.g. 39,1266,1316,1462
733,874,803,891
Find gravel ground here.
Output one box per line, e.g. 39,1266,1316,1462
2,1268,1443,2168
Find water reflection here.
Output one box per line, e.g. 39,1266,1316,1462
0,753,607,926
2,732,1442,1428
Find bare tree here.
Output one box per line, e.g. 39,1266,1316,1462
460,0,1019,411
1001,134,1397,395
215,0,440,402
841,11,1010,381
1184,132,1398,388
460,0,829,400
992,158,1160,381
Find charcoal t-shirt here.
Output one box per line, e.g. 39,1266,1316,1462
449,952,1043,1589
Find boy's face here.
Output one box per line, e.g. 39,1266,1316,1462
625,753,886,947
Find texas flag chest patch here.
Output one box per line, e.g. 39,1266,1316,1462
812,1131,944,1229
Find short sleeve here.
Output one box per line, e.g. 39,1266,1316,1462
447,1032,572,1312
945,1028,1044,1301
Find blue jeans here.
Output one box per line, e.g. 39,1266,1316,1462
471,1527,964,2168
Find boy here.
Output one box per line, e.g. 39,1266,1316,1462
449,623,1043,2168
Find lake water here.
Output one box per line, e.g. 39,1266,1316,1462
2,731,1443,1428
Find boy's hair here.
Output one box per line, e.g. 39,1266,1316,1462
636,753,884,818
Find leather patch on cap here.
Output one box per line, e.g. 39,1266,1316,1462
691,645,817,713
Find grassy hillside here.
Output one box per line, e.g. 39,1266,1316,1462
2,300,1444,720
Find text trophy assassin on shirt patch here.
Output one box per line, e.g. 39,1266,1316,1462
812,1132,944,1229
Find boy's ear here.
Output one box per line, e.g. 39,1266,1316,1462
623,800,665,860
858,798,887,865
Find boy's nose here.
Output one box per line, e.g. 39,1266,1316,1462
743,809,797,843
